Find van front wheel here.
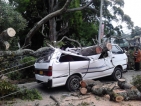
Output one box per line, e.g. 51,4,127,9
112,67,122,81
66,75,81,91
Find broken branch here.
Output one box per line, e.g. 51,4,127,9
50,95,60,106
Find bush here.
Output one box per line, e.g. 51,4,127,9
20,56,36,65
132,75,141,92
18,87,42,101
0,80,18,98
0,80,42,100
7,56,36,80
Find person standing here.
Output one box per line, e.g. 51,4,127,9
133,46,141,71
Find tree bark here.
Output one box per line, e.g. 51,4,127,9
109,89,141,102
23,0,93,47
0,28,16,50
3,41,10,50
81,43,112,56
0,41,10,50
0,47,51,57
23,0,73,47
80,80,102,88
118,79,136,90
91,85,111,96
48,0,57,42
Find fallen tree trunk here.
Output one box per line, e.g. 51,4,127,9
0,28,16,41
0,41,10,50
80,80,102,88
0,47,52,57
91,85,111,96
80,80,95,88
0,28,16,50
91,85,141,102
79,79,141,102
81,43,112,56
109,89,141,102
118,79,136,90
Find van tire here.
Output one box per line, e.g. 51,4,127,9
66,75,81,91
112,67,122,81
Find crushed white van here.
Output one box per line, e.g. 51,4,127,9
34,44,128,91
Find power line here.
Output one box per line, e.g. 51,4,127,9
0,59,36,73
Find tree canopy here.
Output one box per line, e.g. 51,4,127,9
1,0,135,49
0,0,27,32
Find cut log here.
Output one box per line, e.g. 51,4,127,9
109,89,141,102
0,28,16,41
0,41,10,50
81,43,112,56
0,47,51,57
91,85,111,96
80,87,87,95
118,79,136,89
3,41,10,50
80,80,95,88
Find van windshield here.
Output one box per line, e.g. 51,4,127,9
36,48,54,63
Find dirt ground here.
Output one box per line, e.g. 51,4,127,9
2,92,141,106
1,70,141,106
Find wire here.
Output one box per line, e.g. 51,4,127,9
0,60,36,73
1,65,33,76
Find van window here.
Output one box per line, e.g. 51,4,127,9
99,51,108,59
36,48,54,63
59,54,89,62
112,45,123,54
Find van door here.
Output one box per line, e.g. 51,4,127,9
52,53,70,87
84,51,113,79
111,45,127,67
68,55,89,76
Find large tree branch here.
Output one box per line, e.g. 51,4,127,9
57,26,69,37
0,47,52,57
66,0,93,12
56,36,82,49
23,0,72,47
23,0,93,47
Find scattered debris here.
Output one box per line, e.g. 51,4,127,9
50,95,60,106
79,79,141,102
65,96,90,101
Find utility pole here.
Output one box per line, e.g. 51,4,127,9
98,0,103,44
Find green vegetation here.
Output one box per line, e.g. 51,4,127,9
18,87,42,101
132,75,141,92
7,56,36,80
0,1,27,32
0,80,42,100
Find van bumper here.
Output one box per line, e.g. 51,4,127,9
36,79,52,88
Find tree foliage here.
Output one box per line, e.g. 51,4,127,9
0,1,27,32
2,0,135,48
131,26,141,38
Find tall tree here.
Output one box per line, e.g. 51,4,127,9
9,0,134,48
